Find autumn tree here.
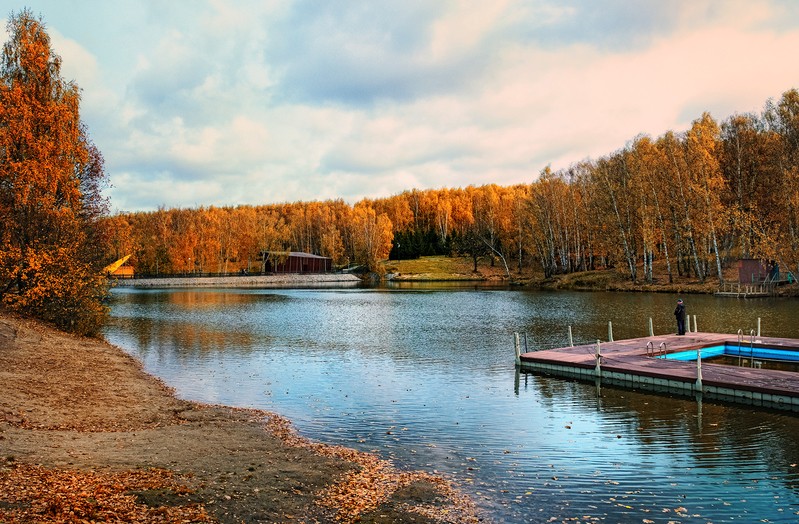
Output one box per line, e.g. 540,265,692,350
593,151,640,282
525,168,589,277
684,113,725,283
719,113,766,259
761,90,799,274
351,202,393,272
0,10,109,335
634,135,675,283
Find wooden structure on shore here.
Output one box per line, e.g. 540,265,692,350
517,331,799,412
263,252,332,274
715,258,780,297
104,255,135,279
715,281,773,298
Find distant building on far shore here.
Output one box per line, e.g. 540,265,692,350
104,255,135,279
737,258,778,283
264,251,332,274
111,265,135,279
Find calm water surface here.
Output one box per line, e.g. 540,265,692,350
104,286,799,522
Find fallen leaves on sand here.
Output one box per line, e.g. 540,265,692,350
0,463,212,523
261,412,482,523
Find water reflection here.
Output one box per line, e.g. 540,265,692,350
515,372,799,520
105,287,799,523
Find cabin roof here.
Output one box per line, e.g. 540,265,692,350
266,251,331,260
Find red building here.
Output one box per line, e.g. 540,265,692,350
264,252,332,273
737,258,778,283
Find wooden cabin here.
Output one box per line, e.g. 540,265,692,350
111,265,135,279
264,252,332,274
738,259,778,283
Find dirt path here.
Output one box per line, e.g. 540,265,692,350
0,312,481,523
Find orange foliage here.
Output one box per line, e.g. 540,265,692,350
0,10,109,334
104,88,799,282
0,464,212,523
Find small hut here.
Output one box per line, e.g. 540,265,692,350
264,252,332,273
111,265,135,279
104,255,135,279
737,259,778,283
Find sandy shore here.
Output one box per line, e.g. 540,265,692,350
114,273,362,288
0,311,480,523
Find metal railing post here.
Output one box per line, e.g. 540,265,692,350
696,347,703,392
595,340,602,377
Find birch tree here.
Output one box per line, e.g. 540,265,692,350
0,10,109,334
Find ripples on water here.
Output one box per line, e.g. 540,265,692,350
104,287,799,522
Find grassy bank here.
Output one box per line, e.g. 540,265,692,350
384,256,799,296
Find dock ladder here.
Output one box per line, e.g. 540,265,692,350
646,341,667,358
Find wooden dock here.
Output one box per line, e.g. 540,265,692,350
518,333,799,411
715,281,774,297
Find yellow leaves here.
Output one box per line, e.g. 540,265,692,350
352,202,394,271
259,412,481,524
0,464,213,523
1,241,109,334
1,10,110,335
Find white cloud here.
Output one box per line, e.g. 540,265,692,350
8,1,799,211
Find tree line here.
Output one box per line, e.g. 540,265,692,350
3,9,798,336
107,89,799,284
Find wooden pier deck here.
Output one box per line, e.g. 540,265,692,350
519,332,799,411
714,281,774,297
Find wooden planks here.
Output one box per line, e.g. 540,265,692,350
519,332,799,409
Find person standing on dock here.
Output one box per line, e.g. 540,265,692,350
674,299,686,335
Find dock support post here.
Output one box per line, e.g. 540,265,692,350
568,325,574,347
696,347,703,392
514,332,521,366
608,321,614,342
757,317,761,337
693,315,697,333
595,340,602,378
648,317,654,337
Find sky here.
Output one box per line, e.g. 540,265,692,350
5,1,799,212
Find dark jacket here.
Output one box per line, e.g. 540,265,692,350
674,303,685,320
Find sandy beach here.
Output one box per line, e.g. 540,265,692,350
0,311,480,523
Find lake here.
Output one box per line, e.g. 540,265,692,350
104,285,799,522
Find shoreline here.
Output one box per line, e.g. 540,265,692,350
0,311,480,523
114,273,362,288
